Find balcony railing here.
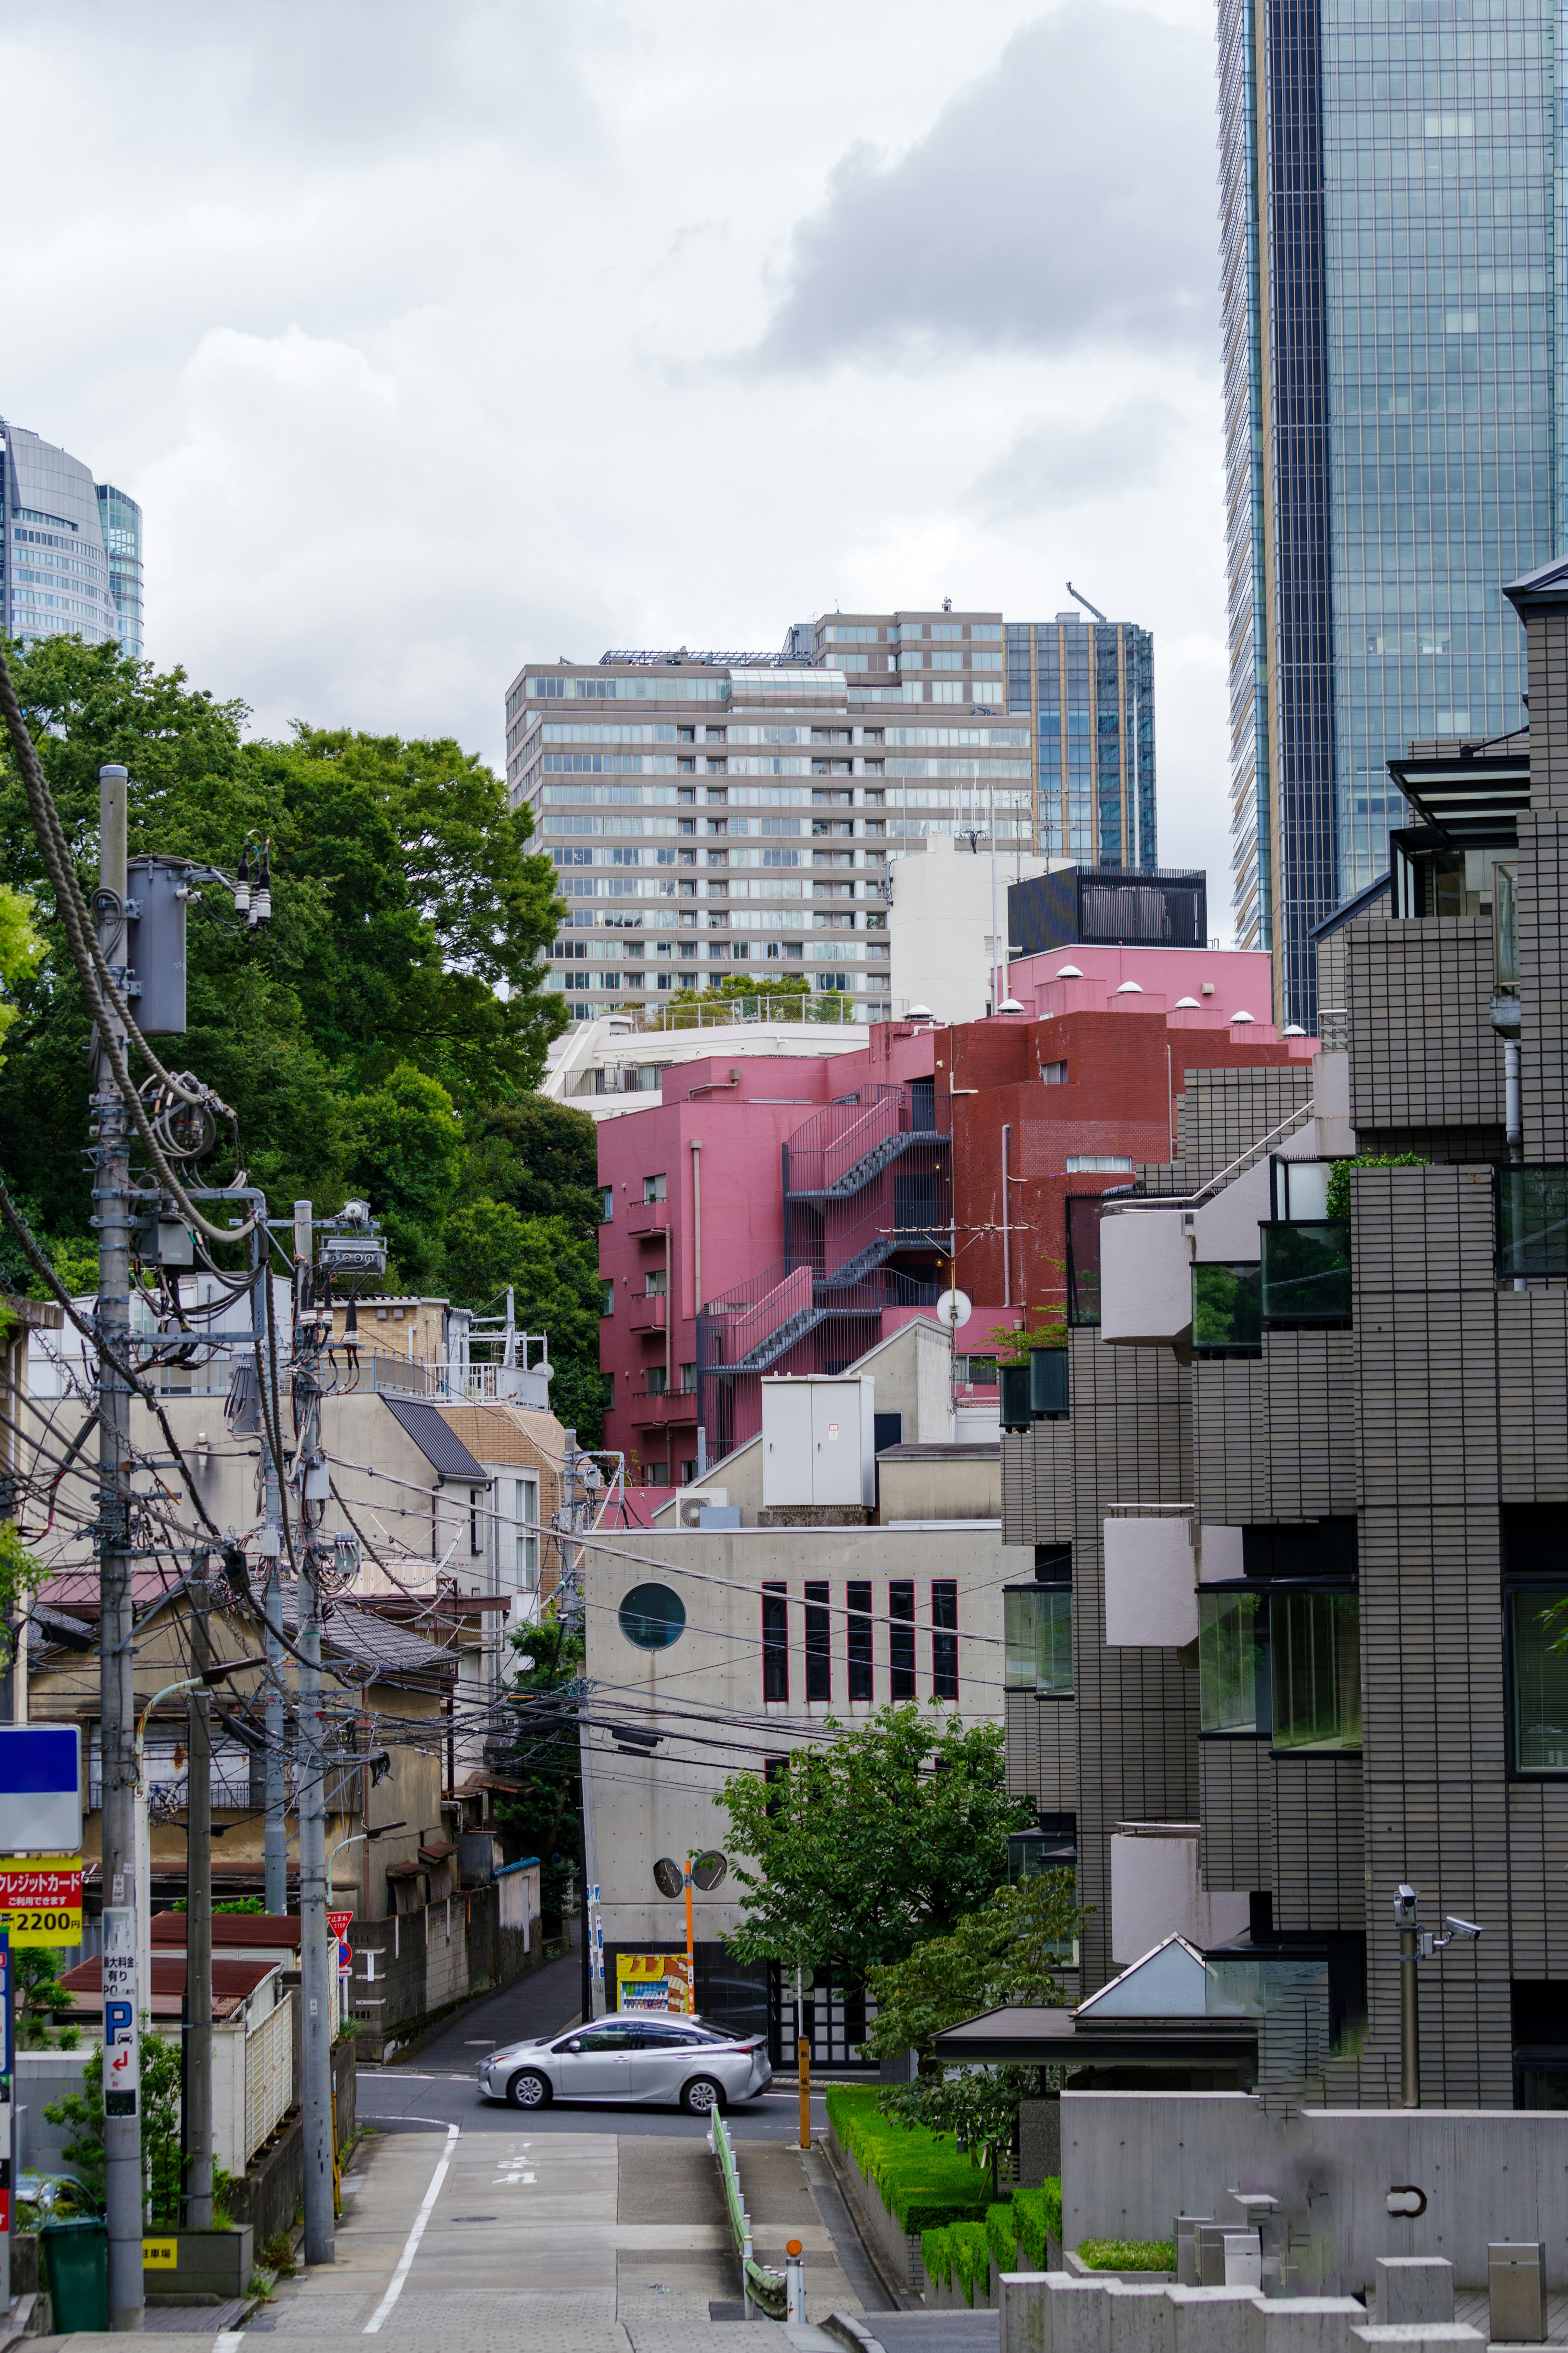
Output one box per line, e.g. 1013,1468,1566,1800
629,1294,668,1332
1259,1221,1351,1325
627,1202,671,1238
1497,1166,1568,1279
628,1389,695,1426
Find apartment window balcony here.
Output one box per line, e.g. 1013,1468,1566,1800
1258,1220,1351,1326
628,1389,693,1427
1004,1586,1073,1695
1497,1166,1568,1280
1102,1508,1199,1647
1000,1348,1069,1430
629,1294,668,1333
626,1202,671,1238
1192,1262,1262,1355
1198,1586,1361,1752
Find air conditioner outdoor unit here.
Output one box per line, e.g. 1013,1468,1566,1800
677,1487,729,1529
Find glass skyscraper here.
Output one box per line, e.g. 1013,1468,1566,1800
1220,0,1556,1024
0,419,142,659
1005,610,1156,868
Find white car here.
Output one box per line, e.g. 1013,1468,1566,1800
477,2013,773,2114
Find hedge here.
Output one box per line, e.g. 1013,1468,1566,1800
920,2221,991,2304
1078,2238,1176,2273
825,2085,992,2234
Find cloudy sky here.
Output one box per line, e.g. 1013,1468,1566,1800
2,0,1229,914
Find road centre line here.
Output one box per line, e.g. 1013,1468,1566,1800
362,2120,460,2333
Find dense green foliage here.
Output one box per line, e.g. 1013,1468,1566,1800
654,974,850,1024
825,2084,993,2233
867,1875,1080,2169
492,1619,585,1929
919,2187,1063,2298
0,637,609,1438
718,1705,1034,1982
44,2034,182,2219
13,1946,81,2050
1078,2240,1176,2272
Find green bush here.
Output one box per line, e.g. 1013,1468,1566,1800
920,2222,990,2304
1003,2183,1061,2270
826,2084,992,2233
1077,2238,1175,2273
985,2201,1018,2272
1323,1153,1425,1220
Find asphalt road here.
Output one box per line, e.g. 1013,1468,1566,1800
361,1941,829,2140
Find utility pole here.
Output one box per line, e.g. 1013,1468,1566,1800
561,1432,605,2019
183,1587,213,2226
291,1201,334,2265
95,762,143,2333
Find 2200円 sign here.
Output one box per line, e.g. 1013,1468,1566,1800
0,1856,83,1946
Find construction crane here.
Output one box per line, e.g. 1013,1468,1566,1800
1066,580,1109,624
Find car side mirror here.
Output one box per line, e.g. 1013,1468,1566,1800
566,2039,582,2052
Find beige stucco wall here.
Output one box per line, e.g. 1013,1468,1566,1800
582,1523,1011,1953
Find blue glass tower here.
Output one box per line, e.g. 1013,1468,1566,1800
1220,0,1558,1025
1005,611,1157,869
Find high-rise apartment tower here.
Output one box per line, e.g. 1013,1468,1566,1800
1219,0,1556,1025
0,420,143,659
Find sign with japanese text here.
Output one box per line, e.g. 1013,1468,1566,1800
102,1906,138,2118
615,1952,694,2014
143,2239,177,2269
0,1924,11,2234
0,1856,82,1947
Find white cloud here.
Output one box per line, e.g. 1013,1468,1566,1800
0,0,1234,923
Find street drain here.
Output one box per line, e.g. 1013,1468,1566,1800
451,2215,498,2222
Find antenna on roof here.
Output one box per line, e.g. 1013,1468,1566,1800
1067,580,1109,625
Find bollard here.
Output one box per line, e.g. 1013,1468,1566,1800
785,2239,805,2324
1489,2242,1547,2345
1374,2258,1453,2328
998,2271,1051,2353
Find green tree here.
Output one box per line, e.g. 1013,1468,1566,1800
474,1096,601,1233
441,1202,606,1443
717,1705,1036,1983
493,1619,585,1930
44,2031,182,2219
13,1946,81,2050
341,1062,467,1285
864,1875,1082,2177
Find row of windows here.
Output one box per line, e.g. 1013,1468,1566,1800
762,1580,959,1703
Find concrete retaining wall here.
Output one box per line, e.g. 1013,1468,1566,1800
824,2113,924,2293
1062,2091,1568,2292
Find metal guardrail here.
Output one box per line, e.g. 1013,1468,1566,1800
710,2110,788,2321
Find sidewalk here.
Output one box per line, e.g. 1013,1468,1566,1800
221,2110,873,2353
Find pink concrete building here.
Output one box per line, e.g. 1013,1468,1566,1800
596,941,1294,1496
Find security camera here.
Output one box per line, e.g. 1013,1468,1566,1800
1443,1915,1483,1941
1394,1884,1419,1927
340,1199,371,1224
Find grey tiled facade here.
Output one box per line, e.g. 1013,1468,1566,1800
1002,557,1568,2108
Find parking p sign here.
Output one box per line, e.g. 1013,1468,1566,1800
102,1907,138,2119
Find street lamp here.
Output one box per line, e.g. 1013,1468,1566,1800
1395,1882,1483,2107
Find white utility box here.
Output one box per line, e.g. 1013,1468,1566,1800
761,1375,875,1508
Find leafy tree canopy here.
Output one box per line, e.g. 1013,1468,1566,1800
717,1704,1036,1982
493,1619,585,1928
0,636,612,1440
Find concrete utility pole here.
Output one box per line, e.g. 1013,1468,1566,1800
183,1586,214,2227
95,762,143,2332
292,1201,334,2265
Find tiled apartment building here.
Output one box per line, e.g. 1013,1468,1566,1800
503,602,1154,1024
1001,553,1568,2108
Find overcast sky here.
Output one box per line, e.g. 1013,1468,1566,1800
2,0,1230,918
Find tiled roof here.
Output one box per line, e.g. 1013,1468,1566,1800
278,1581,458,1679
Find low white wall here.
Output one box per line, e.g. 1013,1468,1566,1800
1062,2092,1568,2292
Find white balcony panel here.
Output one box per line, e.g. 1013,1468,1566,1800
1197,1524,1245,1582
1103,1513,1199,1646
1189,1153,1271,1262
1099,1207,1192,1345
1109,1827,1250,1966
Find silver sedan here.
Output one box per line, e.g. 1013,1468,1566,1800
477,2013,772,2114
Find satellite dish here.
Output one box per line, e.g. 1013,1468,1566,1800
936,1289,973,1331
691,1850,728,1893
653,1856,684,1899
534,1358,554,1382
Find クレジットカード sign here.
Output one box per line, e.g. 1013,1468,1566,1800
102,1906,138,2119
0,1857,83,1947
0,1726,82,1855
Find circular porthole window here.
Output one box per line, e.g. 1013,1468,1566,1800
619,1582,686,1650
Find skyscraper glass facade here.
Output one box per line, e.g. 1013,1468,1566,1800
1006,613,1157,868
96,483,145,659
1220,0,1559,1025
0,419,140,658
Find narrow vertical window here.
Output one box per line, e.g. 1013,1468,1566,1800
762,1583,788,1702
932,1580,959,1700
805,1581,831,1702
764,1755,788,1818
847,1580,873,1701
890,1580,916,1700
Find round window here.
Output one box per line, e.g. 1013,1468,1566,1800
619,1583,686,1650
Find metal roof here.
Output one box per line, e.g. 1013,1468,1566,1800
279,1583,458,1679
1385,749,1529,847
381,1396,490,1484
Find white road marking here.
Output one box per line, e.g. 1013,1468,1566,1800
362,2121,460,2333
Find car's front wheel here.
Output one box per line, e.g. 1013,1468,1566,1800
507,2069,552,2110
680,2075,725,2117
